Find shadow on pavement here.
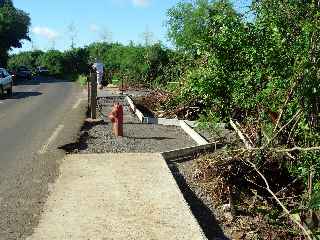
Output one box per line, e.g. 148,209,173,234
58,120,106,154
168,163,230,240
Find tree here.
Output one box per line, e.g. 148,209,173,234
168,0,247,117
7,50,43,70
0,0,30,66
63,47,89,74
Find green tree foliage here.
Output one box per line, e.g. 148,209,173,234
167,0,319,136
87,42,170,85
8,42,171,85
168,0,247,117
36,50,64,76
7,50,43,70
63,48,89,75
0,0,30,66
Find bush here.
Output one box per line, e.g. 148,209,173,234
76,74,87,86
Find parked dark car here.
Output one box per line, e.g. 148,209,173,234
16,66,32,80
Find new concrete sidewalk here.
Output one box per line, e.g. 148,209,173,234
27,153,206,240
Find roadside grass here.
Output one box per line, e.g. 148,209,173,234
77,74,88,86
64,74,88,87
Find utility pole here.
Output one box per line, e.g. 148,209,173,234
50,39,56,50
100,27,112,43
141,25,154,46
67,22,78,49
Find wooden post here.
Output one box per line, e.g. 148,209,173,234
87,74,91,114
90,71,97,119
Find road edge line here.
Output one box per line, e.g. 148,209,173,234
38,124,64,154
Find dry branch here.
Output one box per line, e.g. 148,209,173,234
231,146,320,154
263,110,302,149
273,81,298,133
230,118,253,149
243,158,313,240
274,146,320,153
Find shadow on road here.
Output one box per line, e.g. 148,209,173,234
9,91,42,100
14,76,72,86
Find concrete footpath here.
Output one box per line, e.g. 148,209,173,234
27,153,206,240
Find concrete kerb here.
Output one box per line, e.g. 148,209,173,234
180,120,209,145
125,95,209,146
125,95,145,122
157,153,208,240
161,142,223,161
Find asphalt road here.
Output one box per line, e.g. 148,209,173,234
0,77,87,239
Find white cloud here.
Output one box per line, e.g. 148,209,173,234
132,0,150,7
32,26,59,40
110,0,151,7
89,24,100,33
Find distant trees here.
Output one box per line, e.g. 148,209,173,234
0,0,30,66
7,50,43,70
7,42,171,83
36,50,65,75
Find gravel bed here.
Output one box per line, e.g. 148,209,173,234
66,96,196,153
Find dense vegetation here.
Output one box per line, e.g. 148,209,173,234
165,1,320,238
6,0,320,238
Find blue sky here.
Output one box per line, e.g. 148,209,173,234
12,0,251,53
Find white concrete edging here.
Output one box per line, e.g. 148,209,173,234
161,142,222,161
126,96,145,123
179,120,209,146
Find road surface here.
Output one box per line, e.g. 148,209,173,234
0,77,86,239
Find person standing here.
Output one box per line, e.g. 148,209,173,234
92,58,104,89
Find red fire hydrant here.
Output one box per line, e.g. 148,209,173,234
108,103,123,137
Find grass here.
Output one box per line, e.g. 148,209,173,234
63,73,88,87
77,74,88,86
112,77,120,85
